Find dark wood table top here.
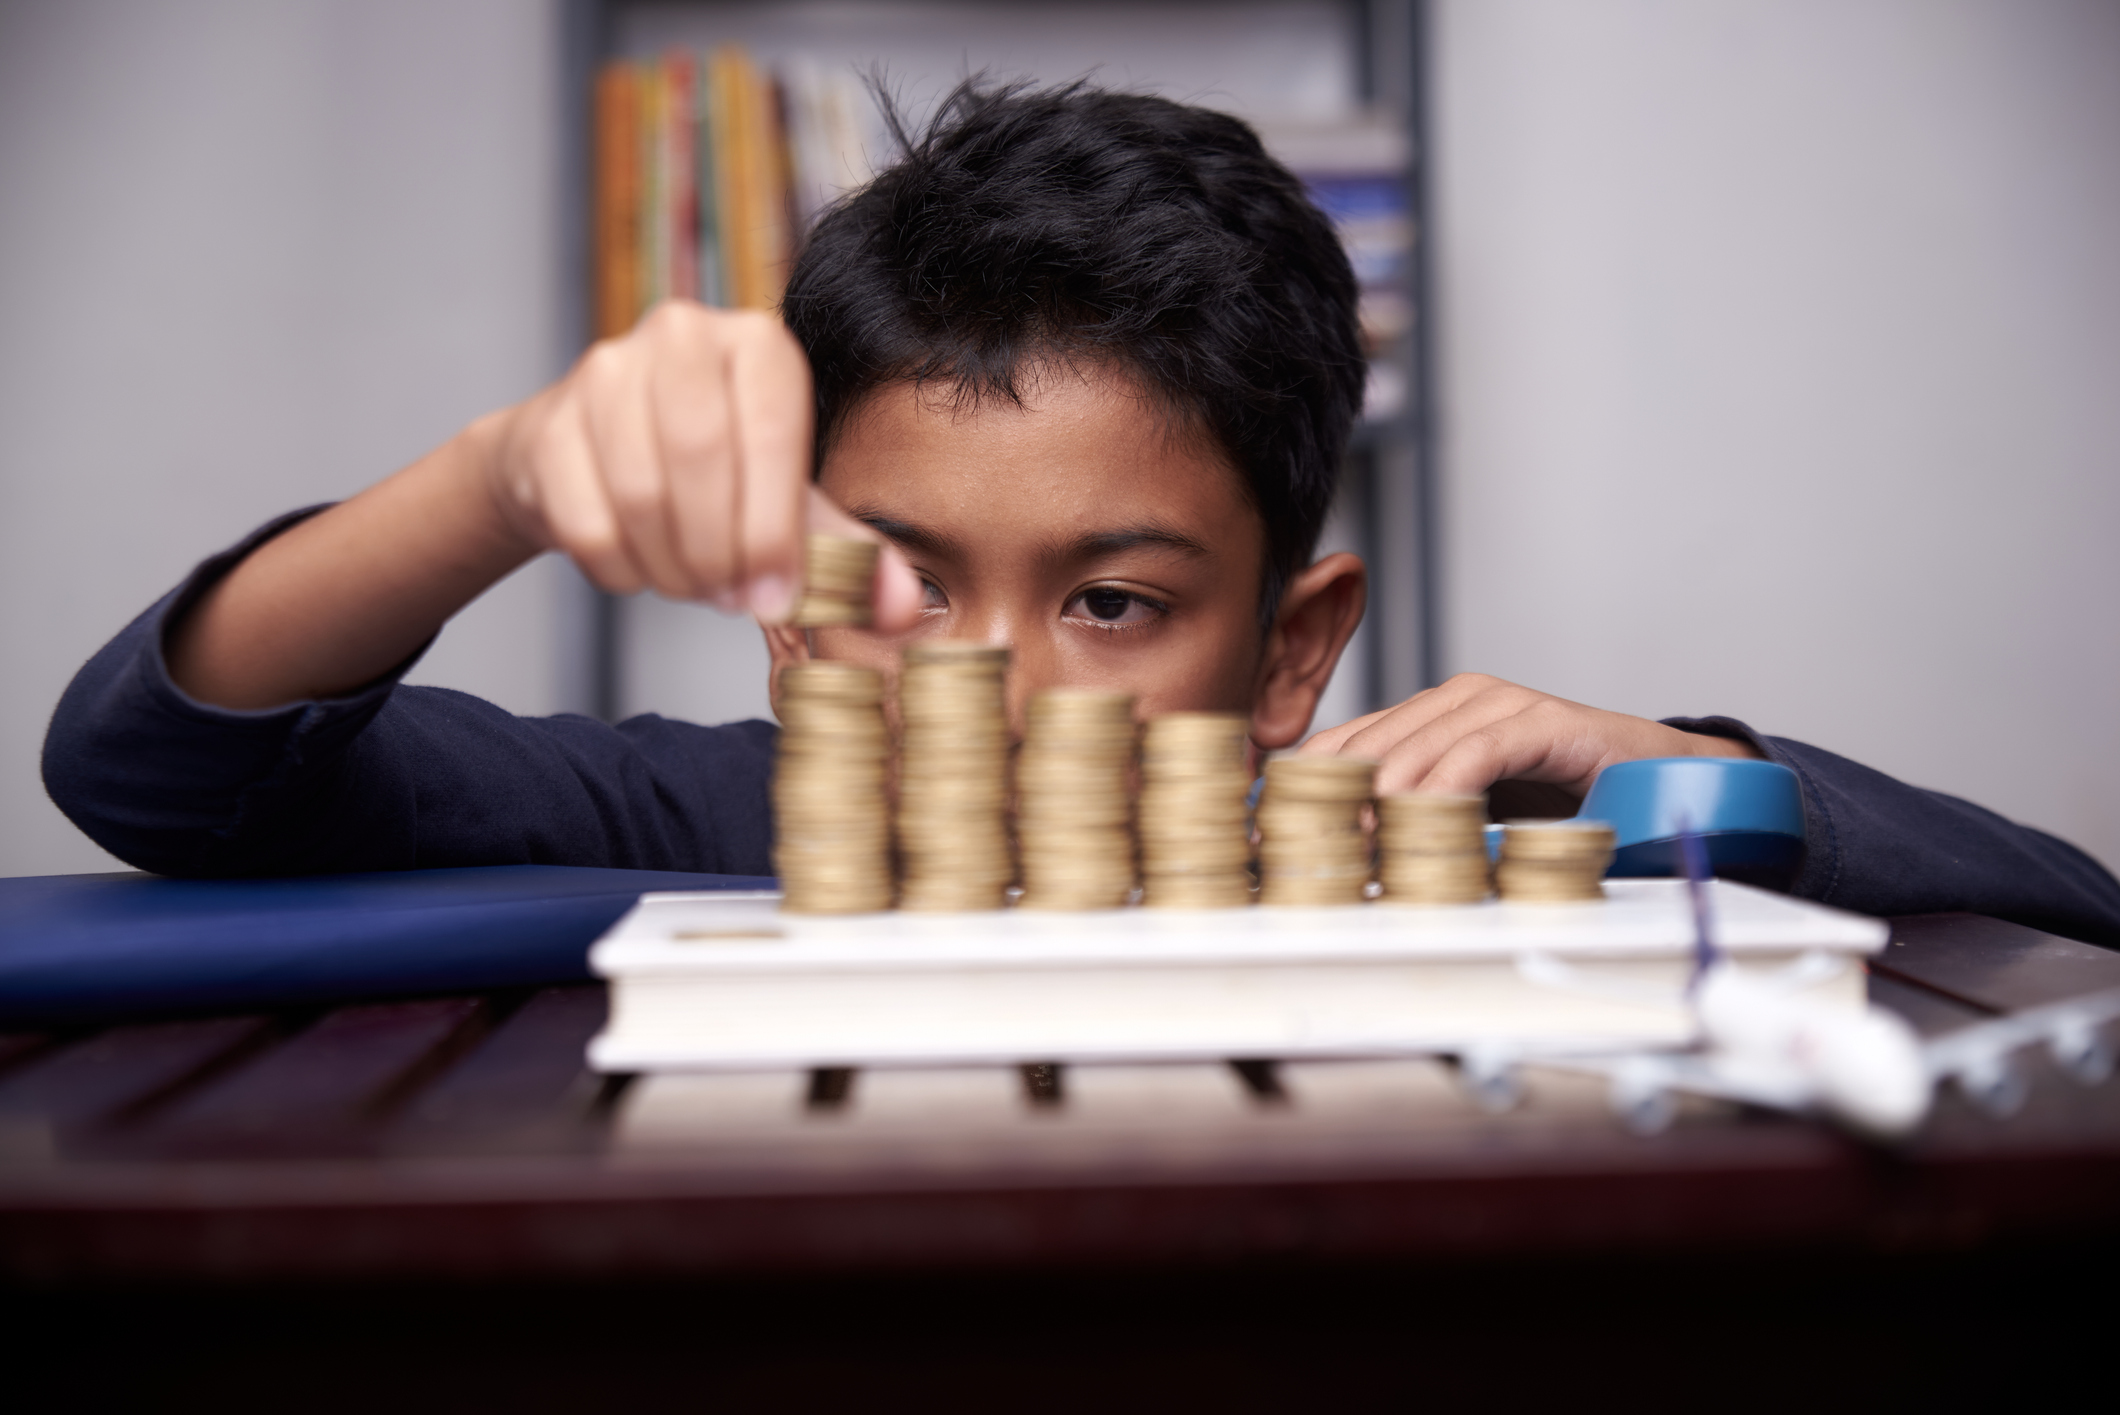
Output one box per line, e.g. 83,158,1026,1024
3,911,2118,1286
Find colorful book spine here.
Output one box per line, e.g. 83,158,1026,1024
639,61,667,310
593,62,642,340
594,47,878,334
707,47,753,310
693,56,722,307
662,51,698,303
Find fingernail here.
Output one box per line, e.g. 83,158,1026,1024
748,574,794,622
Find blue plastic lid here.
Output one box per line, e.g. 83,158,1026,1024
1574,756,1804,850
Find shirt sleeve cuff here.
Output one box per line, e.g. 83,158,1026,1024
144,503,437,726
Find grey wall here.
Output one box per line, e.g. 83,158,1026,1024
0,0,577,875
1432,0,2120,869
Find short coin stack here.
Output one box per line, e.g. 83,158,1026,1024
1378,793,1492,904
1496,820,1616,902
772,661,892,913
792,534,878,627
1137,713,1254,908
1016,689,1138,910
1256,755,1379,906
896,640,1013,911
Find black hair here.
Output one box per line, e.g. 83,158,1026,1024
780,79,1365,626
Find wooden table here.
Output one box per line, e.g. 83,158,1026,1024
5,911,2118,1404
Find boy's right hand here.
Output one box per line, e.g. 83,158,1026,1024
168,301,920,713
484,301,921,628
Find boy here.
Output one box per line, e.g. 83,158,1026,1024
42,83,2120,947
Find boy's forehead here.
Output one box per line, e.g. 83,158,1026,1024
819,369,1261,557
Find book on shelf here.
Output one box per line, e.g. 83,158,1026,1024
592,50,1412,424
593,62,642,342
595,46,883,336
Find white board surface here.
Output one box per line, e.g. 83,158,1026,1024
592,879,1886,976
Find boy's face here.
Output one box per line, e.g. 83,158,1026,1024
776,363,1362,745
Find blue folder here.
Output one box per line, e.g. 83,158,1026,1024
0,865,775,1026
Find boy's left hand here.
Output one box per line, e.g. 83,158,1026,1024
1300,672,1758,804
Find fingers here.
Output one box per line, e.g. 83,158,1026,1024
504,301,819,609
869,542,927,633
528,387,642,594
1298,704,1392,754
1328,674,1496,763
649,308,741,608
1296,674,1491,755
1296,673,1631,800
580,333,695,600
1391,696,1577,796
723,312,812,622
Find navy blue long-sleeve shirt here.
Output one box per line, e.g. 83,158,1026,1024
41,512,2120,948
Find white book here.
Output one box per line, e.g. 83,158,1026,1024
588,879,1887,1073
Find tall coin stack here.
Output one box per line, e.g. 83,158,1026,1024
1257,756,1379,906
792,534,878,627
773,662,892,914
1138,712,1254,908
897,640,1013,911
1016,689,1138,910
1496,820,1615,902
1378,794,1493,904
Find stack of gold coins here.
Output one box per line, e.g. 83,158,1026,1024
792,534,878,627
1496,820,1616,902
1257,755,1378,906
1378,794,1493,904
1138,712,1254,908
896,640,1013,911
772,661,892,913
1016,689,1138,909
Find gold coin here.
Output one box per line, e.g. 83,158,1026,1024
792,536,880,628
1380,853,1492,905
1261,754,1378,802
1500,820,1616,863
774,658,894,914
1015,687,1140,910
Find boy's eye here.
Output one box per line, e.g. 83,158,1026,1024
920,579,947,610
1066,586,1164,628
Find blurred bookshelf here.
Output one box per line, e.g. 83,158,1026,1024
565,0,1431,730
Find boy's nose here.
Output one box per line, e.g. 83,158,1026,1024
1001,636,1060,742
953,606,1060,742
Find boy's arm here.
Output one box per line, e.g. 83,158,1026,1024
44,528,785,877
166,303,920,710
1668,716,2120,948
1301,675,2120,946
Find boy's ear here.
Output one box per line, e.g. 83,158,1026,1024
760,622,812,717
1251,552,1367,750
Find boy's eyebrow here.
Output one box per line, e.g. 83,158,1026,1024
1060,527,1212,561
855,514,958,560
851,516,1210,564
